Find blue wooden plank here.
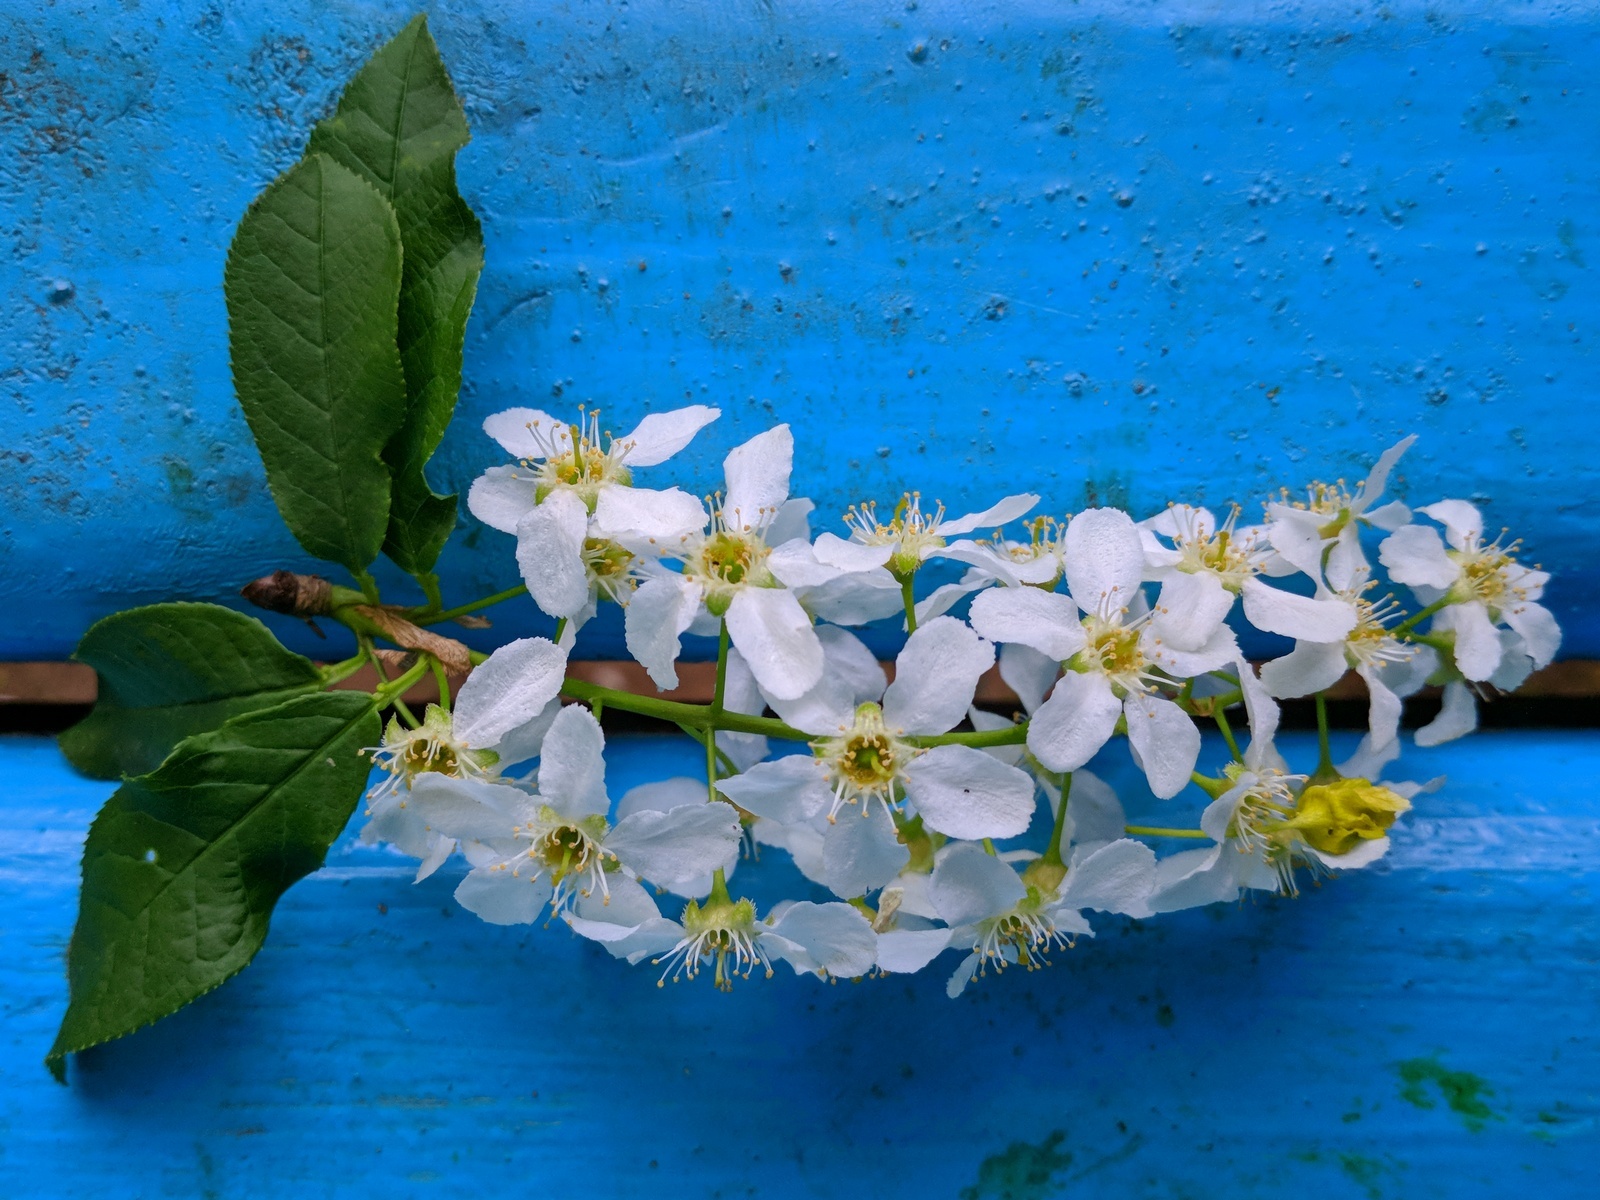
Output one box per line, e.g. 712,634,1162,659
2,731,1596,1196
0,1,1597,660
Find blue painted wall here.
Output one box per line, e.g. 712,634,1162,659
4,731,1597,1195
2,0,1597,660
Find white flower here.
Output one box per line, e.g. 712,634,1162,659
715,619,1037,898
1266,434,1416,579
624,425,838,701
1258,556,1423,749
603,894,877,990
468,403,718,534
823,491,1041,583
416,706,742,924
1378,500,1559,681
905,516,1068,626
900,839,1155,996
969,507,1233,798
359,637,568,878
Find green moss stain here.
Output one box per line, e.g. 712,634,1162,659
1339,1152,1387,1200
960,1130,1072,1200
1396,1057,1495,1131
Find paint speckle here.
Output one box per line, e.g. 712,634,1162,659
1396,1057,1495,1131
960,1130,1071,1200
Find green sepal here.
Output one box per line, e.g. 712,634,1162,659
59,603,325,780
47,691,381,1081
308,13,485,578
224,152,409,573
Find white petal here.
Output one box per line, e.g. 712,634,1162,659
607,802,742,887
1305,836,1392,872
1061,838,1157,917
714,755,830,822
466,465,539,533
1356,434,1416,509
723,424,793,531
1146,623,1240,679
801,570,904,626
903,745,1036,840
876,928,954,974
1241,578,1358,641
594,485,707,539
946,952,983,998
455,865,549,925
1026,671,1122,772
1265,509,1329,580
753,816,827,885
408,774,531,841
1122,694,1201,799
453,637,568,751
766,626,884,735
482,407,567,458
623,575,699,690
1415,680,1477,747
968,587,1085,661
1259,640,1349,698
812,532,893,572
1504,601,1561,669
822,804,910,898
882,616,995,735
1152,571,1235,652
1489,632,1536,692
1419,499,1484,549
1324,527,1369,594
1064,508,1145,617
515,489,591,618
616,404,720,467
1379,525,1459,589
767,497,815,546
572,873,661,928
490,697,560,768
616,776,707,819
1148,845,1238,914
766,538,843,589
937,492,1040,536
930,841,1026,927
725,586,824,701
1235,656,1281,761
1064,769,1127,846
766,902,878,978
1337,732,1403,781
1364,500,1412,532
1451,601,1503,681
537,704,608,818
1359,664,1404,750
998,642,1060,715
913,578,989,626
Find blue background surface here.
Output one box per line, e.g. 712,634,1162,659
2,731,1597,1197
1,1,1597,660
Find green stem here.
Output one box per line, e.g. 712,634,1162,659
707,866,732,907
353,568,380,605
1213,707,1242,762
415,572,443,612
553,616,568,645
712,620,731,717
318,655,368,688
982,837,998,856
1124,825,1210,840
900,574,918,633
704,725,717,804
430,658,452,711
412,584,530,627
910,723,1029,749
1313,692,1337,781
1392,596,1450,639
1041,773,1073,866
373,659,432,713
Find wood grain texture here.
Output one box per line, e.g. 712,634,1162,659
2,731,1595,1197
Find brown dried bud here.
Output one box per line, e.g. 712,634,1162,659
241,570,333,618
353,606,473,675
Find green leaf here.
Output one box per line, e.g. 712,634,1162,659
225,152,409,573
308,14,486,579
47,691,380,1081
59,603,325,780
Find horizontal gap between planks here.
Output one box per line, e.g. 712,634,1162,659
3,659,1600,708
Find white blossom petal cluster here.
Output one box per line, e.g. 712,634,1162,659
359,420,1560,997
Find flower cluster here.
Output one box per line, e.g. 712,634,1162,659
362,411,1559,997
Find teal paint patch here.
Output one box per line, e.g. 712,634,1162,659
1396,1057,1496,1131
961,1130,1072,1200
